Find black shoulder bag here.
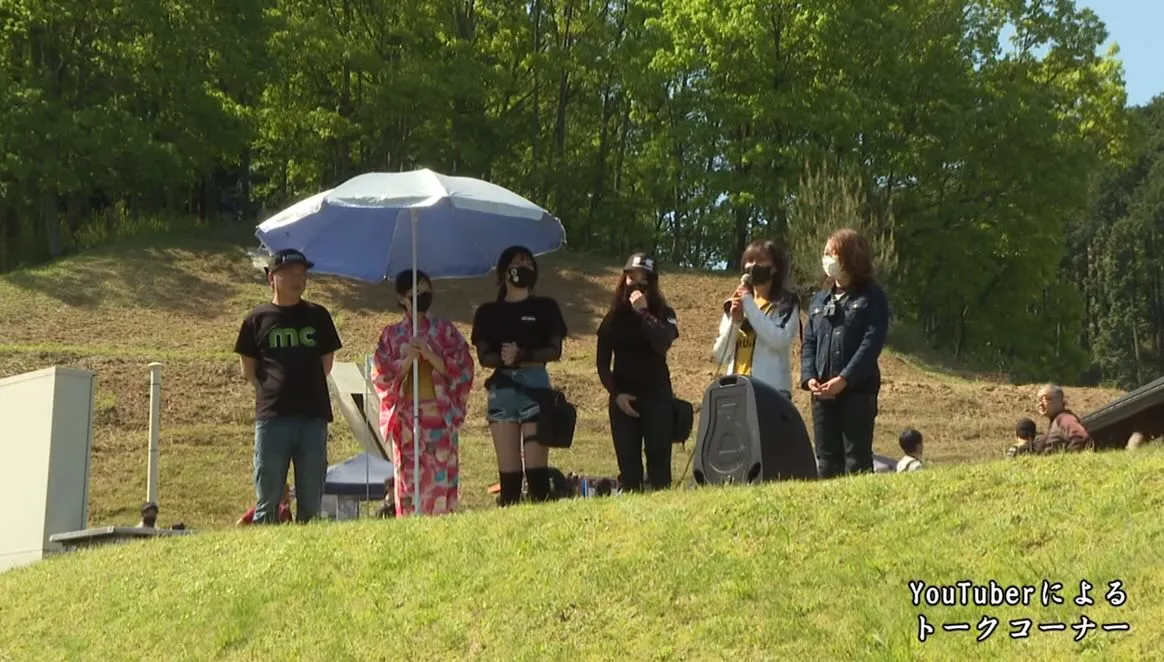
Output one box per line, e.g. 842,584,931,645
486,371,578,449
670,397,694,445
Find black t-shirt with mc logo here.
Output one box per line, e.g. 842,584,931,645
234,300,343,422
470,296,568,353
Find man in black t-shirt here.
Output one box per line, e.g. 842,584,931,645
234,248,342,524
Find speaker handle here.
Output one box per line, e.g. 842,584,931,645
718,375,740,386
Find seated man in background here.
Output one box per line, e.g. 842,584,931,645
1005,417,1037,458
1012,384,1094,455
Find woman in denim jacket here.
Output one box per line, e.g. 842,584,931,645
800,228,890,478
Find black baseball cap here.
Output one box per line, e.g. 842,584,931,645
623,253,657,274
266,248,314,273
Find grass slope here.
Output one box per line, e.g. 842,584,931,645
0,229,1124,527
2,450,1162,661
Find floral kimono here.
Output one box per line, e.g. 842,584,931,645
371,315,474,516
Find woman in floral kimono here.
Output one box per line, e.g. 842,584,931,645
372,269,474,516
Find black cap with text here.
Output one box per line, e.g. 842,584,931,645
266,248,315,273
623,253,656,274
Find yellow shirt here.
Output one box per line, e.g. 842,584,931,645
401,358,437,400
732,295,771,376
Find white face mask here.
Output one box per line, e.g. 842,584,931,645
822,255,842,279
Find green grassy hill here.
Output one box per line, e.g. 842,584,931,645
1,450,1161,661
0,230,1154,660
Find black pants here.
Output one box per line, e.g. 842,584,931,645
609,394,673,491
812,391,878,479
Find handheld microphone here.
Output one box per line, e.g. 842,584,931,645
737,273,755,331
725,273,754,313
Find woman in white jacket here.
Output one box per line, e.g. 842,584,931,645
711,240,800,396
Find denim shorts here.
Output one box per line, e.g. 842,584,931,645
487,367,551,423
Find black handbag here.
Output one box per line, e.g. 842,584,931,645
486,372,578,449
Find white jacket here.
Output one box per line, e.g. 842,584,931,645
897,455,923,472
711,293,800,393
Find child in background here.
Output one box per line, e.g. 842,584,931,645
1006,417,1037,458
237,484,293,525
376,476,398,518
897,428,924,472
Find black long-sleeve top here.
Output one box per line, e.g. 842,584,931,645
595,304,678,398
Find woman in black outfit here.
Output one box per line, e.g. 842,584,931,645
800,228,890,478
470,245,569,506
596,253,680,492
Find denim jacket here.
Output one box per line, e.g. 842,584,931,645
800,282,890,394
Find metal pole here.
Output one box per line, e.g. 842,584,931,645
410,208,421,517
146,362,163,505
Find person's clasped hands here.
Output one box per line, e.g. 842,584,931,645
403,335,439,363
807,376,848,400
500,342,520,366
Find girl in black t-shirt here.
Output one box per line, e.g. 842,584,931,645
470,245,568,506
596,253,680,491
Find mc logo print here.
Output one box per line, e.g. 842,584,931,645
268,326,317,349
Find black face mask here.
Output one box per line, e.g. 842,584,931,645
508,266,536,289
747,264,773,285
401,292,433,312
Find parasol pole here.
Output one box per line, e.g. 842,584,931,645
410,207,421,517
363,353,371,517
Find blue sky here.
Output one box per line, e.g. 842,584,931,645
1083,1,1162,106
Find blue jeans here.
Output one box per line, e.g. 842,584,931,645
254,416,328,523
486,367,551,423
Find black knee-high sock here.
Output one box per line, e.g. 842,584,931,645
498,471,524,507
525,467,551,502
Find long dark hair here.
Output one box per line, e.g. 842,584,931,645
607,259,667,318
742,239,798,313
494,245,538,300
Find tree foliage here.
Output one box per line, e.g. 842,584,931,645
0,0,1145,384
786,158,898,299
1065,95,1164,388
